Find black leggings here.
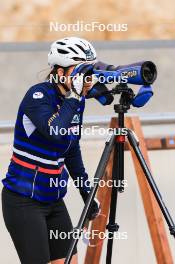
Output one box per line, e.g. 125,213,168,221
1,187,77,264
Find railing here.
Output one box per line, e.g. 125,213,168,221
0,40,175,52
0,112,175,131
0,112,175,143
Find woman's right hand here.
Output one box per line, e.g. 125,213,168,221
71,63,94,95
72,73,84,96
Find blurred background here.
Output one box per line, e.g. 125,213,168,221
0,0,175,263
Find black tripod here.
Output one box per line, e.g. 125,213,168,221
65,84,175,264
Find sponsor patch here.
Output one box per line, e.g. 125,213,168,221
33,92,44,99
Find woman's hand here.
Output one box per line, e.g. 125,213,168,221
70,63,94,97
82,75,93,96
72,73,93,96
80,189,101,221
88,197,101,220
72,73,84,95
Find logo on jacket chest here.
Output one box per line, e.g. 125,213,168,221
71,114,80,124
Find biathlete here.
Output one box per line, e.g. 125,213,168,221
1,37,100,264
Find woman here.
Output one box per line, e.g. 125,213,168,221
1,37,100,264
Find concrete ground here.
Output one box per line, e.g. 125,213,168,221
0,139,175,264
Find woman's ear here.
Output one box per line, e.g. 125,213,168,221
57,67,64,77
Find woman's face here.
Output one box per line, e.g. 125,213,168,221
57,65,93,96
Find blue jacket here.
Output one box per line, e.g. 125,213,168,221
2,81,90,202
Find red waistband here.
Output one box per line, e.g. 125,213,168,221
11,155,64,175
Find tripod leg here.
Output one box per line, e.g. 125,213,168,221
106,113,125,264
64,134,116,264
127,129,175,237
106,141,121,264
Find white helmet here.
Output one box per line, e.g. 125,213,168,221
48,37,97,67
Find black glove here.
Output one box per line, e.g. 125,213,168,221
80,190,101,221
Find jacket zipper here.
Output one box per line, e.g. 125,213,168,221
62,139,72,155
57,188,60,199
31,166,39,198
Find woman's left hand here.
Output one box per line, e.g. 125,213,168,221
80,189,101,220
88,197,101,220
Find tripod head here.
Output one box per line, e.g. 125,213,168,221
88,81,154,111
109,83,135,114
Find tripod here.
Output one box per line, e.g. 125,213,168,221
65,84,175,264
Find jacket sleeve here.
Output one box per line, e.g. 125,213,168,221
65,141,91,194
22,86,80,142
